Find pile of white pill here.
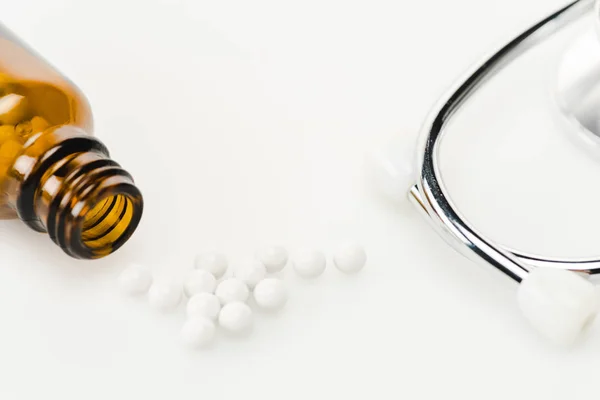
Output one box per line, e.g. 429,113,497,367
117,243,367,350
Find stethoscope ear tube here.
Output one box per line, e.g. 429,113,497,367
411,0,599,345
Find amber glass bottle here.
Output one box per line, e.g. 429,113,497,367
0,24,143,259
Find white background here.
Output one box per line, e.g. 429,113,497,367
2,0,600,399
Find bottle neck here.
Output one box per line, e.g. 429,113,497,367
7,125,143,259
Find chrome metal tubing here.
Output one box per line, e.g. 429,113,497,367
413,0,596,284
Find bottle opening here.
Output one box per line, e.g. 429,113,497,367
81,193,136,252
68,181,143,259
13,127,144,259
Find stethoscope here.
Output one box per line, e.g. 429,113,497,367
384,0,600,345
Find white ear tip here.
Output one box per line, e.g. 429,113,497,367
518,268,599,345
365,138,416,202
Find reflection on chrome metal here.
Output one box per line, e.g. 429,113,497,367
412,0,600,284
556,29,600,148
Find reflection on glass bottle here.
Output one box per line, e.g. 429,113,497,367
0,24,143,259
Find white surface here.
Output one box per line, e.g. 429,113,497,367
518,268,599,345
3,0,600,399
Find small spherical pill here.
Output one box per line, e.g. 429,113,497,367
0,93,29,125
148,281,183,311
218,301,253,333
30,116,49,134
180,317,216,349
256,245,288,273
117,263,153,295
187,293,221,320
194,252,228,279
215,278,249,304
333,243,367,273
233,259,267,289
183,269,217,297
292,249,326,278
253,278,287,310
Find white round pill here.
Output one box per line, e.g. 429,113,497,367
117,263,152,295
187,293,221,320
183,269,217,297
256,245,288,273
292,249,326,278
215,278,249,304
148,281,183,311
194,252,228,279
233,259,267,289
218,301,253,333
333,244,367,273
253,278,287,310
180,317,216,349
